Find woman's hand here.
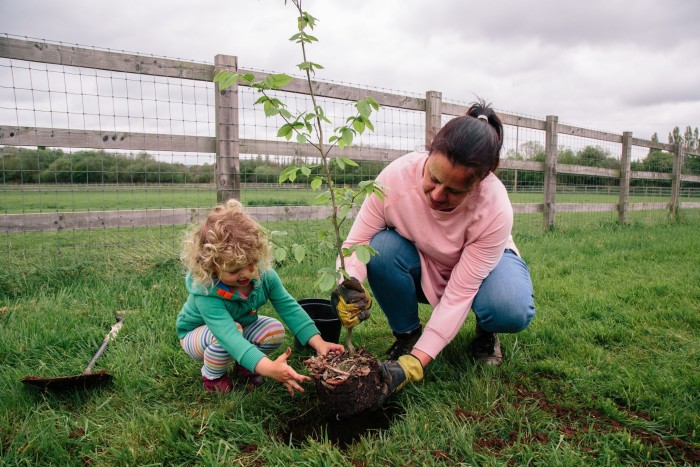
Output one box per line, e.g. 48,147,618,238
307,334,345,356
254,348,311,396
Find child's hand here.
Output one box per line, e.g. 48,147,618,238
307,334,345,356
255,348,310,396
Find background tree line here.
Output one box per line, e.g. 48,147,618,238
2,128,698,189
0,148,386,185
499,126,700,190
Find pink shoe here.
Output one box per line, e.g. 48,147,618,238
202,374,234,394
235,365,264,387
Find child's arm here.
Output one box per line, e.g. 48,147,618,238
307,334,344,356
254,347,311,396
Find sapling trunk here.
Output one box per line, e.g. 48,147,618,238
291,0,356,355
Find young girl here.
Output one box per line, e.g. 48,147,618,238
177,199,343,395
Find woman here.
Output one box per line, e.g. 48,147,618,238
333,99,535,395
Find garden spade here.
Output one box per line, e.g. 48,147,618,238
22,316,124,392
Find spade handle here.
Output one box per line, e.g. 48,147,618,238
84,316,125,374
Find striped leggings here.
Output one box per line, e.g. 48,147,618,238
180,316,285,379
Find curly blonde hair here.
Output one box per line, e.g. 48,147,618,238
181,199,271,288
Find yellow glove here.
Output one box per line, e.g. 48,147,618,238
380,354,424,394
331,277,372,329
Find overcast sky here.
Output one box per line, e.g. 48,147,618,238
1,0,699,141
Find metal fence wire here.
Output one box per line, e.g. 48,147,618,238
1,35,699,261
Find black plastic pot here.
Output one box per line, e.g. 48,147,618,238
295,298,341,348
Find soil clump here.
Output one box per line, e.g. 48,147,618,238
303,347,384,418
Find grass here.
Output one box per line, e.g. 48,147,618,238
3,184,698,213
0,185,317,213
1,219,699,464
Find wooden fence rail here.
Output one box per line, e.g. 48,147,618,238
1,36,699,234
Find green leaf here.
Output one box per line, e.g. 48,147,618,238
339,204,351,220
355,245,372,264
356,99,371,119
270,230,288,237
297,61,325,72
277,124,294,140
296,134,307,144
298,12,318,31
352,118,366,134
316,270,339,293
264,74,293,90
273,74,293,87
341,128,354,146
335,157,345,170
293,244,306,263
264,107,279,117
278,166,299,183
289,32,318,44
341,157,358,167
274,247,287,262
310,177,323,190
314,191,331,203
302,33,318,43
213,71,240,91
300,166,312,177
212,70,228,83
263,99,280,117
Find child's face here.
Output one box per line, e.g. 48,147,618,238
216,262,258,289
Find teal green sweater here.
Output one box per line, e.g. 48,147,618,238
176,268,319,372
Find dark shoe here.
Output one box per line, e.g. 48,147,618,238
469,325,503,366
202,374,234,394
235,365,264,388
386,326,422,360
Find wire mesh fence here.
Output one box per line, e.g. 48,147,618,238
1,35,699,263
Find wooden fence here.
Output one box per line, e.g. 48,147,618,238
1,36,700,235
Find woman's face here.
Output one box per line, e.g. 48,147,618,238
421,152,477,211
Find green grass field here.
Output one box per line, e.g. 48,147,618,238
0,185,321,213
3,184,698,213
1,217,698,465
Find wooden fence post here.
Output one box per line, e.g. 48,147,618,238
425,91,442,149
214,54,240,203
543,115,558,231
669,142,683,219
619,131,632,225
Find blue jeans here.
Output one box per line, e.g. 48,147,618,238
366,229,535,334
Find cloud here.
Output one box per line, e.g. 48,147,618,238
0,0,698,140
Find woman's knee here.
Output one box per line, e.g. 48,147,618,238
473,252,535,333
368,229,418,274
368,230,399,267
475,293,535,333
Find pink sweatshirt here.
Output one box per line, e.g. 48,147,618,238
343,151,518,359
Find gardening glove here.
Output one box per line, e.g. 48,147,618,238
378,354,424,403
331,277,372,329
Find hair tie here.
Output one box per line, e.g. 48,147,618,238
477,114,488,122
